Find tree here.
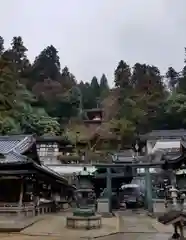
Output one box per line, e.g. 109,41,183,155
69,86,82,117
132,64,164,95
100,74,109,98
131,64,165,128
111,118,136,145
0,36,4,55
8,36,29,74
177,48,186,93
14,86,60,135
61,66,76,90
11,37,27,62
114,60,131,89
78,81,97,109
31,45,61,82
164,93,186,128
0,38,61,136
91,76,100,99
0,52,27,134
166,67,178,91
3,35,186,145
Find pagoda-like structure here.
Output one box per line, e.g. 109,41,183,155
83,108,103,125
81,107,119,151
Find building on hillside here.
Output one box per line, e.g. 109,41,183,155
83,108,103,124
0,135,74,217
36,136,74,164
140,129,186,154
36,136,83,164
133,130,186,195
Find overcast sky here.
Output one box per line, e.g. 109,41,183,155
1,0,186,84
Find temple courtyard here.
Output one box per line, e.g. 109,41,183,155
0,210,179,240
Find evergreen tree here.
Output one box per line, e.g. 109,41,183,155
166,67,178,91
0,36,4,55
114,60,131,88
1,34,186,141
2,36,29,76
100,74,109,97
11,36,27,61
91,76,100,98
78,81,97,109
61,66,76,90
177,49,186,93
32,45,61,82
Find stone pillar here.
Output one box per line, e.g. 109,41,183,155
106,168,112,213
18,180,24,216
19,181,24,206
97,168,112,216
145,168,153,213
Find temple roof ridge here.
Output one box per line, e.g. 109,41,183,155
0,135,36,163
0,134,34,154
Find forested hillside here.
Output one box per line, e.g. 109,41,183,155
0,36,186,141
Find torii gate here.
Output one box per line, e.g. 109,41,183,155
94,161,167,213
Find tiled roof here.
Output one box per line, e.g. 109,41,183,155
142,129,186,139
0,135,72,187
0,135,34,154
33,163,74,187
0,135,34,163
0,152,28,163
14,136,35,154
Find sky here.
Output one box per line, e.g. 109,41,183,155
1,0,186,85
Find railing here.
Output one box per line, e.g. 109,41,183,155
0,201,68,216
0,202,34,207
0,202,35,217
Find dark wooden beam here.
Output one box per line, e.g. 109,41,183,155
0,170,36,175
94,162,165,168
94,173,126,179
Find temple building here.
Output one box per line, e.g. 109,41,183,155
34,129,186,198
141,129,186,154
0,135,74,217
36,136,74,165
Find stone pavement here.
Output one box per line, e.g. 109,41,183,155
0,215,45,232
21,213,119,239
0,234,64,240
118,214,173,233
97,233,171,240
0,211,180,240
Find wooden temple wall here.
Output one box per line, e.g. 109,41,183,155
0,178,70,217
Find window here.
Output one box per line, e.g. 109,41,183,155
37,143,59,157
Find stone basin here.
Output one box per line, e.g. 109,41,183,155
66,214,102,229
66,207,102,229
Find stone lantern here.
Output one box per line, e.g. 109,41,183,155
181,193,186,212
169,186,179,209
